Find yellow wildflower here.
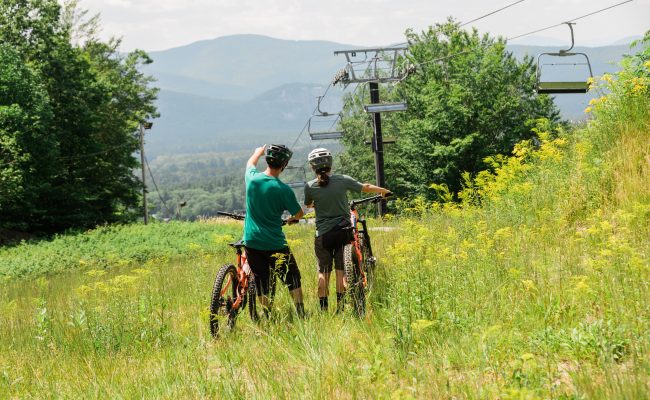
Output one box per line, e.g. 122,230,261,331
587,77,596,89
411,319,435,332
522,279,537,292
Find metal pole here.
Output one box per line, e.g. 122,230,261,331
140,123,148,224
369,82,387,216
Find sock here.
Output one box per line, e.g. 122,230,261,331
319,296,329,311
336,292,345,313
295,302,305,318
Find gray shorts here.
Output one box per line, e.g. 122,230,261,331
314,235,345,273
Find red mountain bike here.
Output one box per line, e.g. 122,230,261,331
209,211,294,337
343,194,390,316
209,212,259,337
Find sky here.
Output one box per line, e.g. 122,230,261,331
77,0,650,51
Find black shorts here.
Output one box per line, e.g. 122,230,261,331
244,247,301,295
314,235,345,274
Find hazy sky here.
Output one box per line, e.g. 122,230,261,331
78,0,649,51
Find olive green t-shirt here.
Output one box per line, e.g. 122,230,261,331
243,167,302,250
304,174,363,237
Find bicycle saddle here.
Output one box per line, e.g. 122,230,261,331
228,240,245,249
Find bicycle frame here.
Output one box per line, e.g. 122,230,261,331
216,211,252,311
222,245,249,310
348,195,381,287
215,210,294,312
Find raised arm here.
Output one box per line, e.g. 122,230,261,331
246,145,267,169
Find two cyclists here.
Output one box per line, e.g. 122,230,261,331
239,144,389,319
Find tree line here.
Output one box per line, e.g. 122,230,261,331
0,0,157,234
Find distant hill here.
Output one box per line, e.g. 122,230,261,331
148,83,342,156
144,35,639,156
146,34,356,100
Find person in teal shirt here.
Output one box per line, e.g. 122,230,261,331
304,148,391,312
244,144,305,317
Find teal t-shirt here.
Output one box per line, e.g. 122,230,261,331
304,174,363,237
243,167,302,250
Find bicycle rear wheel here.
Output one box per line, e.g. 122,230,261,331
343,243,365,317
209,264,241,337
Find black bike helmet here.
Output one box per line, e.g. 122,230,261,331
265,144,293,169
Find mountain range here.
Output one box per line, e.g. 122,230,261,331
144,34,640,157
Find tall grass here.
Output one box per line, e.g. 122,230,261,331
1,40,649,399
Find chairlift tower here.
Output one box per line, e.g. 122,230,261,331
333,46,410,215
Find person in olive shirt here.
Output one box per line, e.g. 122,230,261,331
304,148,391,312
244,144,305,317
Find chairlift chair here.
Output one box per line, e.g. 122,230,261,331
308,95,344,140
285,166,307,189
536,22,594,94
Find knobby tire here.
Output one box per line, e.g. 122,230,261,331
209,264,242,337
344,243,365,317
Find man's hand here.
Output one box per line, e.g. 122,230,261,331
247,144,267,168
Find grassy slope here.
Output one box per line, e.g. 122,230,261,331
1,59,649,399
0,222,241,279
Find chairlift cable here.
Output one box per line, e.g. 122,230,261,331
507,0,634,41
459,0,527,27
391,0,530,47
289,82,333,152
406,0,635,72
144,155,174,216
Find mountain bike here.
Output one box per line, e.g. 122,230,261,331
343,193,390,316
209,212,258,337
209,211,294,337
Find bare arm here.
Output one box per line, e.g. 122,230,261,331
287,209,304,224
246,145,266,169
361,183,391,196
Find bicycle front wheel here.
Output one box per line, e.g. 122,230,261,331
343,243,365,317
209,264,240,337
358,232,376,288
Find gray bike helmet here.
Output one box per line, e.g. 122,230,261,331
266,144,293,169
307,148,333,171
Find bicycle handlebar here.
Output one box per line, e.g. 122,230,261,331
216,211,246,221
217,211,298,226
349,192,393,208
